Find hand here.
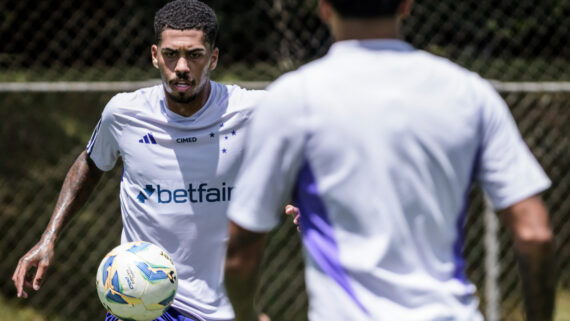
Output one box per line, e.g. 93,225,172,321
285,204,301,232
258,313,271,321
12,240,55,298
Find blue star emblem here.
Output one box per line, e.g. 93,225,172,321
222,148,227,153
219,123,224,128
225,136,228,140
232,130,236,136
209,132,215,138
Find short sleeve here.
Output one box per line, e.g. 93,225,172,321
86,96,122,171
476,79,551,210
227,74,307,232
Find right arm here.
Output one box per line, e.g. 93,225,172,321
12,150,103,298
473,78,556,320
499,195,556,321
225,222,268,321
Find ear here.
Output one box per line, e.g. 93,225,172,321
209,47,219,71
398,0,413,18
151,44,159,69
318,0,333,23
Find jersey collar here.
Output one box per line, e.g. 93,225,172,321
329,39,414,53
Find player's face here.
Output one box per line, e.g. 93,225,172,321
151,29,219,104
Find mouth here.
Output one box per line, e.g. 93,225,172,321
172,81,192,92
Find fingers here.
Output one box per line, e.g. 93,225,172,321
20,278,32,298
284,205,302,232
34,263,48,291
258,313,271,321
13,243,54,299
12,259,31,298
13,256,47,298
285,205,299,216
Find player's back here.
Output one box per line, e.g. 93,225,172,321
291,40,490,320
232,38,546,320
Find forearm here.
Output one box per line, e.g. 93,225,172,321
225,267,259,321
40,150,103,244
225,222,267,321
515,237,556,321
501,196,556,321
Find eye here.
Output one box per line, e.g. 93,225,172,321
190,52,204,59
162,51,176,58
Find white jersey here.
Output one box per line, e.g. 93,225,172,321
87,81,265,321
228,40,551,321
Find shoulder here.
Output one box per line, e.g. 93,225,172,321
265,69,306,97
261,64,320,111
408,51,478,86
407,51,502,107
418,51,493,89
101,85,162,120
246,71,307,123
223,83,267,111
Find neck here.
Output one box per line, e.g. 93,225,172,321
165,80,211,117
331,17,400,41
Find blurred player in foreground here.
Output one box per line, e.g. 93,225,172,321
225,0,557,320
12,0,294,320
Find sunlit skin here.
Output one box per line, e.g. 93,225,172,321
151,29,219,117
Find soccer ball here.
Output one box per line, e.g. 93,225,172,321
96,241,178,321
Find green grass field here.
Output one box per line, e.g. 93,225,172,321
556,290,570,321
0,296,62,321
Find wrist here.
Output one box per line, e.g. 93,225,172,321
39,233,57,246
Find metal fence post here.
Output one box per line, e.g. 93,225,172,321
484,194,500,321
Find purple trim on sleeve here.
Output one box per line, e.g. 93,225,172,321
452,146,482,285
452,201,469,284
295,160,369,315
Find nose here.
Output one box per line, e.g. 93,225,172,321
175,57,190,76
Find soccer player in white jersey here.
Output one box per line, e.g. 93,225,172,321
12,1,292,320
225,0,557,320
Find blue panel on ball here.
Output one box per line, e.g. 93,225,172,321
106,291,128,304
158,290,176,306
136,262,169,281
127,242,150,254
111,270,122,292
102,256,116,284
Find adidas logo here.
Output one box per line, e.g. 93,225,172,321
139,133,157,144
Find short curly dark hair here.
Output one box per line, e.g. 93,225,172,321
154,0,218,47
328,0,403,18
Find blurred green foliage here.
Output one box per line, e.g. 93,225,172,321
1,0,569,82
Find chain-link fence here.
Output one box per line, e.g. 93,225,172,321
1,0,569,320
2,0,569,82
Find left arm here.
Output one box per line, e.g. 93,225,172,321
225,76,306,320
225,222,268,321
499,195,556,321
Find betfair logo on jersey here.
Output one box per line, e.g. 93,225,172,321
137,183,233,204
